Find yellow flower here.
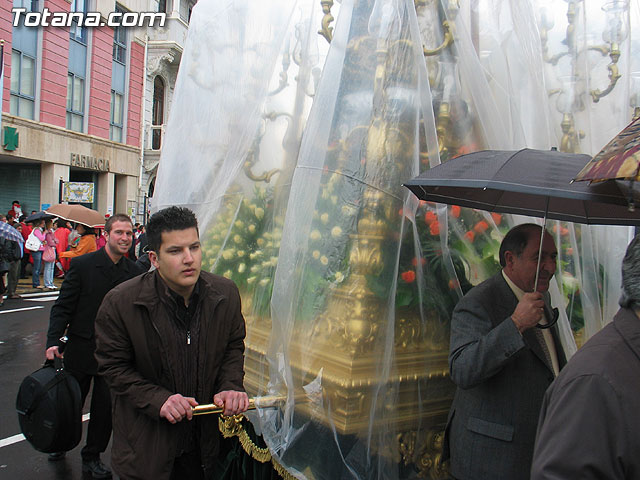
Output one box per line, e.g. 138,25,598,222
250,265,260,273
248,224,256,234
335,271,344,282
236,250,245,257
222,249,235,260
310,230,321,241
259,278,270,287
312,250,320,259
321,213,329,224
233,234,242,244
270,257,278,267
223,270,232,279
238,263,246,273
234,220,244,229
255,207,265,220
331,226,342,238
247,276,257,285
257,238,265,247
330,195,338,205
320,255,329,265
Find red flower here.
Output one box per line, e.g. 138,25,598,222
451,205,461,218
412,257,427,267
401,270,416,283
464,231,475,242
424,211,437,224
448,279,460,290
490,213,502,225
430,221,440,236
474,220,489,234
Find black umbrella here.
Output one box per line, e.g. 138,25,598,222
404,148,640,328
24,211,55,223
404,148,639,226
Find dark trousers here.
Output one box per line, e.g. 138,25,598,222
170,450,204,480
7,260,20,295
67,369,112,460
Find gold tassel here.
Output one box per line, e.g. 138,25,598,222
217,415,301,479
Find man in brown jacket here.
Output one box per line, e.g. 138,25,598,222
95,206,249,479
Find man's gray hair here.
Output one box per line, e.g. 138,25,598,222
620,234,640,309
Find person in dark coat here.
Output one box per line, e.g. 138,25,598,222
95,206,249,480
532,233,640,479
45,214,143,478
444,223,567,480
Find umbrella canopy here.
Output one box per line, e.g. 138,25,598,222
24,211,55,223
0,221,24,243
45,204,105,228
574,116,640,182
404,148,640,226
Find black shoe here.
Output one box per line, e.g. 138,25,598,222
82,459,112,479
48,452,66,461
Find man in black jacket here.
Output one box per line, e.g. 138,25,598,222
45,214,143,479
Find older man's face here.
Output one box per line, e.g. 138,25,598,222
506,232,558,293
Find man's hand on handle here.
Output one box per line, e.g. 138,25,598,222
511,292,545,333
214,390,250,416
45,346,63,361
160,394,199,424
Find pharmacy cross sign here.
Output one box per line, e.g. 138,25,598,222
3,126,19,151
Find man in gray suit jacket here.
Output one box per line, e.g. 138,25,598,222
444,223,566,480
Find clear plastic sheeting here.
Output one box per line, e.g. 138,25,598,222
152,0,638,478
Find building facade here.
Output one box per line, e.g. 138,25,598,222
0,0,146,220
139,0,194,222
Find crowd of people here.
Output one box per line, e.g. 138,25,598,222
0,200,149,305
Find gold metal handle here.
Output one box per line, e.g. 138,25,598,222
192,395,287,416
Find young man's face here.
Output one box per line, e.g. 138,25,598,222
105,220,134,257
150,227,202,295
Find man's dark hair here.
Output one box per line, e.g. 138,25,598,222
147,206,199,252
12,200,19,205
105,214,133,233
499,223,542,267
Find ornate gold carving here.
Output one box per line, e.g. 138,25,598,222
318,0,334,44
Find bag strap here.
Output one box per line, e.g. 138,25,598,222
19,367,68,416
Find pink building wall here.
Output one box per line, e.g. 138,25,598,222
39,0,70,127
1,0,14,115
126,41,144,147
87,26,113,138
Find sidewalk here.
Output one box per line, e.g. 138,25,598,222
13,275,64,296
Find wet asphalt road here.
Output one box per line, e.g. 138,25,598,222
0,289,112,479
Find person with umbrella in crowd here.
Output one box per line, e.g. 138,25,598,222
0,214,22,306
54,219,70,277
531,234,640,479
19,215,32,279
60,223,97,261
42,219,58,290
3,221,23,301
444,223,567,480
30,219,46,290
